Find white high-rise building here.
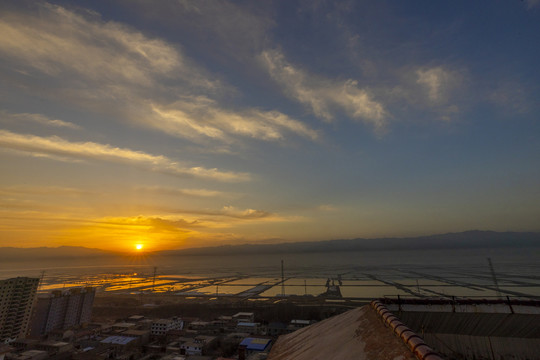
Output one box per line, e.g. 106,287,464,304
28,287,95,337
0,277,40,343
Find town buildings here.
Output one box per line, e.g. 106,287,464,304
28,287,95,338
0,277,40,343
151,317,184,336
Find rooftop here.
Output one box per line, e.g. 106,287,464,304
112,322,136,327
240,338,272,351
233,312,254,317
268,306,416,360
377,298,540,359
237,322,258,327
100,336,137,345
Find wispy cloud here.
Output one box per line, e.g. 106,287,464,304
0,4,316,147
415,66,464,121
135,186,230,198
219,205,271,219
130,203,308,225
0,130,250,182
0,111,81,129
416,67,456,103
0,4,218,91
150,97,319,143
94,216,200,231
138,205,274,221
260,49,388,132
0,212,196,230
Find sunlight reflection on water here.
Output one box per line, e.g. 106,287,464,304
3,248,539,299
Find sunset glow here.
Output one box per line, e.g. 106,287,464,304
0,1,539,251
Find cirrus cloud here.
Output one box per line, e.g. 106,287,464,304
0,130,250,182
0,4,317,147
150,97,319,143
0,111,81,130
0,3,216,91
260,49,388,132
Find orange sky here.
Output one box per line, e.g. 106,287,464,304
1,2,539,252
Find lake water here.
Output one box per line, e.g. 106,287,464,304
1,247,539,299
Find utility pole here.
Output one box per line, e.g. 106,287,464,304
39,271,45,291
487,258,502,298
152,266,157,292
281,260,285,296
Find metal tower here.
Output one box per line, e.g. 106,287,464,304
487,258,502,298
281,260,285,296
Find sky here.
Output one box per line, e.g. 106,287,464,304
0,0,539,252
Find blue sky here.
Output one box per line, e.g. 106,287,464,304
0,0,539,251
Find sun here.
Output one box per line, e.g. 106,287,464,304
135,244,143,251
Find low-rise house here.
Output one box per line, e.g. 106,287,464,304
238,338,272,360
287,319,313,331
100,335,138,349
233,312,254,323
97,335,141,359
122,330,150,345
6,341,74,360
217,315,233,323
165,329,185,341
177,335,217,356
196,335,218,355
226,333,250,341
72,346,112,360
188,321,211,331
165,337,191,354
85,323,112,335
151,318,183,336
236,322,260,334
165,342,181,354
34,341,73,356
214,316,234,330
138,319,154,330
111,323,136,332
179,341,202,356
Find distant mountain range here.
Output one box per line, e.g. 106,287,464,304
2,231,537,261
159,230,540,256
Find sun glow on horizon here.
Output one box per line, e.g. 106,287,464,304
135,244,143,250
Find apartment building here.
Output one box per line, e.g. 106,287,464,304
0,277,40,343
